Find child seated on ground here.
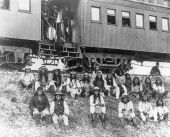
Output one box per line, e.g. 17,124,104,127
151,99,169,122
105,74,120,99
138,95,153,123
50,90,70,132
29,87,51,124
19,67,35,92
90,87,106,128
118,95,137,127
131,76,142,99
153,77,168,99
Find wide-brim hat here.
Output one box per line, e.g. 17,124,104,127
54,90,64,96
94,87,100,91
70,71,76,75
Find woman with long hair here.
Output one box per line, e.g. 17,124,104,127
141,77,154,99
52,69,63,90
105,74,120,99
131,76,142,98
81,73,93,97
92,71,108,96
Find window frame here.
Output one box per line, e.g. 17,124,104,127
135,13,144,29
91,6,101,23
18,0,31,13
106,8,116,25
161,17,169,32
149,15,157,31
122,11,131,27
0,0,10,10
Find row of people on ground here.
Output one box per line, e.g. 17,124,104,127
18,65,169,130
19,65,168,101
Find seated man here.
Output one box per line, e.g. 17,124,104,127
90,87,106,128
150,62,161,76
19,66,35,92
50,90,69,132
118,95,137,127
138,95,153,124
29,87,51,125
35,66,55,93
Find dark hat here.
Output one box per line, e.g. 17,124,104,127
54,90,64,96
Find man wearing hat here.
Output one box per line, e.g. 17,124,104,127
29,87,51,124
19,66,35,92
90,87,106,128
50,90,69,132
118,95,137,127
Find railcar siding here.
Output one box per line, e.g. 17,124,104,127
0,0,41,41
81,0,170,54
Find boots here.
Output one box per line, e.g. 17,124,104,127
91,113,97,128
34,114,41,125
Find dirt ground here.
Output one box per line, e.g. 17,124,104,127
0,71,170,137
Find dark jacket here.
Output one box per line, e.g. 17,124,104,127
29,94,49,115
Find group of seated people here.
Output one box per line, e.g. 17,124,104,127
18,65,169,130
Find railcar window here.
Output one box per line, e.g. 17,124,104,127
91,7,101,22
18,0,31,12
162,18,169,31
149,16,157,30
107,9,116,25
136,14,144,28
122,11,131,27
0,0,9,9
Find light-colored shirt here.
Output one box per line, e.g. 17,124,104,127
118,101,134,117
20,73,35,85
153,84,165,94
138,101,153,114
90,95,105,107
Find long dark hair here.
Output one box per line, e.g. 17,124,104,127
82,74,90,84
156,98,164,107
70,73,77,82
53,69,62,86
93,91,101,104
133,76,140,86
53,95,64,102
144,77,152,89
93,71,104,86
38,68,48,83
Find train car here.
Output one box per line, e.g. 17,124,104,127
1,0,170,72
0,0,41,68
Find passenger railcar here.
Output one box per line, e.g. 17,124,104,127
0,0,170,71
